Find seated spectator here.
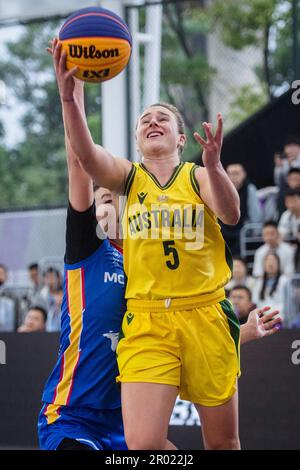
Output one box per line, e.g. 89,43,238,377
46,287,63,332
274,137,300,187
0,263,9,294
17,306,47,333
19,263,43,324
228,285,257,325
278,189,300,242
39,267,62,311
252,252,287,319
221,163,263,255
252,221,295,277
226,256,255,291
277,168,300,217
0,263,18,331
28,263,42,296
293,226,300,273
0,296,16,331
257,186,279,222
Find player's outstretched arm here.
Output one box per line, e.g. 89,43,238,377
64,79,94,212
52,38,131,193
194,114,240,225
48,40,93,211
240,306,282,345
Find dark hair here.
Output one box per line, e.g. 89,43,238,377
44,267,60,278
288,168,300,176
0,263,7,272
259,252,281,301
93,182,100,192
285,136,300,147
230,285,252,301
233,256,248,273
29,305,47,323
28,263,39,271
263,220,278,229
284,188,300,198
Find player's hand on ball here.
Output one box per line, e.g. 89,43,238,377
49,37,79,103
193,113,223,170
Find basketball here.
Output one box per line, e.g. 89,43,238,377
58,6,132,83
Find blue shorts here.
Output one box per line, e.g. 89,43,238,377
38,403,127,450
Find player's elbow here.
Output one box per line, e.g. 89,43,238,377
221,208,240,225
73,145,96,171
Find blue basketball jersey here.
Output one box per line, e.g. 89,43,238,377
42,239,125,414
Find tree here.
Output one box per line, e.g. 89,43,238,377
161,0,216,160
211,0,300,97
0,21,101,209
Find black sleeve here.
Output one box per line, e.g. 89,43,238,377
64,201,103,265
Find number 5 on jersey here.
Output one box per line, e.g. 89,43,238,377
163,240,180,270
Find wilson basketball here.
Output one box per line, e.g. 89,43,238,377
58,6,132,83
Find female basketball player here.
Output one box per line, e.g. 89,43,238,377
52,40,280,450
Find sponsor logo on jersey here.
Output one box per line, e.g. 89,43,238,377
126,312,134,325
103,331,120,352
157,195,169,202
137,192,148,204
104,272,125,285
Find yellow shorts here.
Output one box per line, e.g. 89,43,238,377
116,292,241,407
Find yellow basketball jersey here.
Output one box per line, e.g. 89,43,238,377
122,162,232,300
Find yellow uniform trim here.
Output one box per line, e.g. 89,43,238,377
44,404,61,425
52,268,84,406
127,288,226,312
139,161,185,190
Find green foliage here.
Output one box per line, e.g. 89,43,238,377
227,85,268,129
0,21,101,209
212,0,278,49
0,0,298,207
212,0,300,94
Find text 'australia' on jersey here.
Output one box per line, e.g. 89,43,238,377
122,162,233,300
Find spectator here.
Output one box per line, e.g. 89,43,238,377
277,168,300,217
0,296,16,331
252,221,295,277
46,287,63,332
274,137,300,187
228,285,256,325
0,263,18,331
0,263,10,295
17,306,47,333
293,226,300,273
28,263,41,295
19,263,43,323
252,252,287,319
278,189,300,241
39,267,61,311
226,256,255,291
221,163,263,255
